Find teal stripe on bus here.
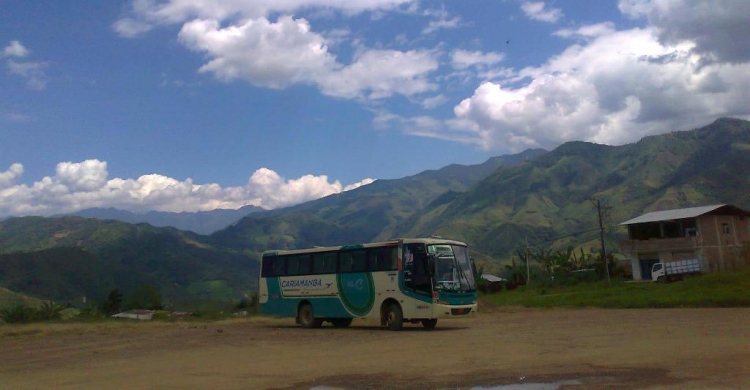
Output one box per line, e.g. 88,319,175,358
261,276,354,319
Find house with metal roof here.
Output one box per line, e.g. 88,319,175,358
620,204,750,280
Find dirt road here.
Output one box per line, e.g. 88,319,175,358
1,305,749,389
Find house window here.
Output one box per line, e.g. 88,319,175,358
722,223,730,234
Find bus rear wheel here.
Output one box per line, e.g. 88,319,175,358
385,303,403,331
331,318,353,328
298,303,322,328
421,319,438,329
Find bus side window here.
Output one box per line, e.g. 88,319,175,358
352,250,367,272
340,250,366,273
272,256,287,276
261,256,276,277
368,247,397,271
288,254,311,276
367,250,381,271
339,252,353,273
313,252,338,274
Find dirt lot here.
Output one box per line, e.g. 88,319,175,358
1,304,749,389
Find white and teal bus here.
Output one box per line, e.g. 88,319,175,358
258,238,478,330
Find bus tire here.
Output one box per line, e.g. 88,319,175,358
298,303,322,328
331,318,353,328
385,303,403,331
421,319,438,330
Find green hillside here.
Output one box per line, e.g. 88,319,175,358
0,287,43,310
0,217,258,305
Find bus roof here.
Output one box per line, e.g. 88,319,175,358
261,237,467,257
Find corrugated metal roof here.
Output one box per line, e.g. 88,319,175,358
481,274,506,283
620,204,726,225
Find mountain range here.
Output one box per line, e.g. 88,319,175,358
1,118,748,306
215,118,750,263
66,204,264,235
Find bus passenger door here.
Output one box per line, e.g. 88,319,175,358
403,246,433,297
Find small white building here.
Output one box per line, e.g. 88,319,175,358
112,309,155,320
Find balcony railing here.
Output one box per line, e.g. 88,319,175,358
620,236,698,253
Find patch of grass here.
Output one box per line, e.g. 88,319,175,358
487,269,750,308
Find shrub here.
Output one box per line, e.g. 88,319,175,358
0,304,37,323
37,301,66,321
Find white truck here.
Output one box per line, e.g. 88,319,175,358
651,258,708,282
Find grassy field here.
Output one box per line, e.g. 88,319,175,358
486,269,750,308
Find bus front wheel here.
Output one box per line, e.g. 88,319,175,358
298,303,322,328
385,303,403,331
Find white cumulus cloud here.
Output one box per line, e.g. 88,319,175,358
319,48,439,99
619,0,750,63
112,17,154,38
3,40,29,57
178,16,337,89
450,28,750,151
0,164,24,188
520,1,563,23
437,1,750,152
55,160,109,192
451,50,505,70
117,0,437,101
4,41,48,91
0,160,374,218
554,22,616,39
421,7,464,35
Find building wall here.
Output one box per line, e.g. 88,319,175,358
696,214,750,271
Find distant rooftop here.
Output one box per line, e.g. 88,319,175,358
620,204,750,225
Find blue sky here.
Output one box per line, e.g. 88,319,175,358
2,0,749,217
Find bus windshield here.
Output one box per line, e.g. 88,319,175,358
428,244,476,292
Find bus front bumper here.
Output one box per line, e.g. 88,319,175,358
434,303,477,318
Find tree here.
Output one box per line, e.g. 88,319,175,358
102,288,123,315
504,251,530,289
569,248,594,271
532,246,562,280
125,285,163,310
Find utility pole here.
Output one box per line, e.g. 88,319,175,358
590,196,611,285
525,237,531,288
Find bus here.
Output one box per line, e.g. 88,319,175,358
258,238,478,330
